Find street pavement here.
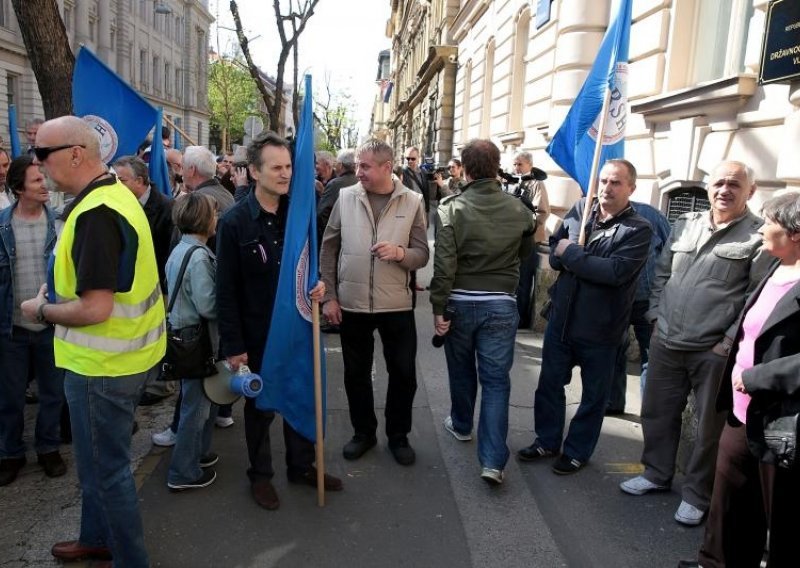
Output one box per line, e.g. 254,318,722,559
1,250,704,568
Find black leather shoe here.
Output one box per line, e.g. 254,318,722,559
677,561,701,568
389,438,416,466
518,440,557,462
342,435,377,460
37,451,67,478
251,479,280,510
0,456,27,486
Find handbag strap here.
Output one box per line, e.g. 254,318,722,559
166,245,204,315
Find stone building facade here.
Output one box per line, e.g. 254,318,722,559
384,0,800,225
0,0,213,147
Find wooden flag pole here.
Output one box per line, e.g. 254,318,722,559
312,298,325,507
578,87,613,246
162,115,197,147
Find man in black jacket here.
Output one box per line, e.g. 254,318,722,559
216,132,342,511
518,159,652,474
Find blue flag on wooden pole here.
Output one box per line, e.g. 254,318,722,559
546,0,632,194
7,104,21,158
258,75,324,442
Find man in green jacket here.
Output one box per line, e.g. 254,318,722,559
430,138,534,485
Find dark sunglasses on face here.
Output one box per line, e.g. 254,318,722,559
33,144,86,161
405,157,417,161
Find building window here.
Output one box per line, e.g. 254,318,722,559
89,18,96,42
6,73,18,107
165,62,171,96
197,121,202,146
460,60,472,144
139,0,146,20
153,55,160,92
480,39,495,137
509,8,530,133
64,5,73,35
0,0,7,28
665,187,710,225
175,68,182,100
139,49,147,89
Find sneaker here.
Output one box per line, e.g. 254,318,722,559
388,438,416,466
443,416,472,441
0,456,27,487
552,454,584,475
674,500,705,526
152,427,177,447
199,453,219,468
620,475,670,496
480,467,504,485
37,451,67,478
342,434,377,460
215,416,234,429
517,440,557,462
168,468,217,492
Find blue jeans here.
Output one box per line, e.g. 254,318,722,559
168,379,217,484
65,367,152,568
0,327,64,458
444,300,518,470
533,324,618,462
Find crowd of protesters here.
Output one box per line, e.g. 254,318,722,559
0,113,797,568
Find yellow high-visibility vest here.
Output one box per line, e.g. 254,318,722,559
53,179,166,376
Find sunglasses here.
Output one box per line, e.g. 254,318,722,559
405,157,417,161
33,144,86,161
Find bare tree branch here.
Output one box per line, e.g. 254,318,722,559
230,0,274,129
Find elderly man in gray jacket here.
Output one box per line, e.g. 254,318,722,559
321,139,429,467
620,160,770,526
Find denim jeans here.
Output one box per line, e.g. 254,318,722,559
65,367,152,568
168,379,217,485
444,299,518,470
533,324,618,462
607,299,653,411
0,326,64,458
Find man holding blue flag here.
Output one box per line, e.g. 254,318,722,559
546,0,632,194
216,131,343,511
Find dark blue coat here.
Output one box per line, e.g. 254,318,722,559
546,198,652,346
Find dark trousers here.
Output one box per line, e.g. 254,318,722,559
516,249,540,328
698,420,798,568
340,310,417,441
607,299,652,411
243,397,315,482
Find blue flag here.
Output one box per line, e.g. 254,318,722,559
73,47,158,165
546,0,632,194
7,104,21,158
258,75,325,442
149,109,172,196
173,117,182,151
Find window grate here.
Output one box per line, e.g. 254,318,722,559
666,188,710,226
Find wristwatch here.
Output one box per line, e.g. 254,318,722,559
35,302,49,324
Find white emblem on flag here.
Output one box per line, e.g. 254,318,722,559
588,62,629,146
295,241,312,322
82,115,119,164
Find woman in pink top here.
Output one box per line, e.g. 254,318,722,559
684,193,800,568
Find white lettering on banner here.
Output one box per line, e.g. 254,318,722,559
295,240,312,323
588,63,628,146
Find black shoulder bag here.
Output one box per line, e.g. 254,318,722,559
162,245,217,380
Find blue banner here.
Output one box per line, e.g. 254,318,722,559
258,75,325,442
7,104,21,158
546,0,632,194
72,47,158,165
149,109,172,196
173,117,182,151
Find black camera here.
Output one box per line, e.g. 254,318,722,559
498,169,543,214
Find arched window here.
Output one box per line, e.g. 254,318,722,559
509,8,530,133
480,38,495,137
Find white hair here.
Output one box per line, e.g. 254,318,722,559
183,146,217,179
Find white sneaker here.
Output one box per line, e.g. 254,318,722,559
152,427,177,447
674,500,705,526
215,416,234,428
480,467,503,485
620,475,669,496
443,416,472,441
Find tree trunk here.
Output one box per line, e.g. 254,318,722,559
11,0,75,118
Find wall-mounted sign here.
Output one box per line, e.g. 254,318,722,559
760,0,800,85
536,0,552,30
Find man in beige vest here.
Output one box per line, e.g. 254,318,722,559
321,139,429,466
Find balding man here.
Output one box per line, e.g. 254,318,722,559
621,161,770,527
165,148,184,197
21,116,165,567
